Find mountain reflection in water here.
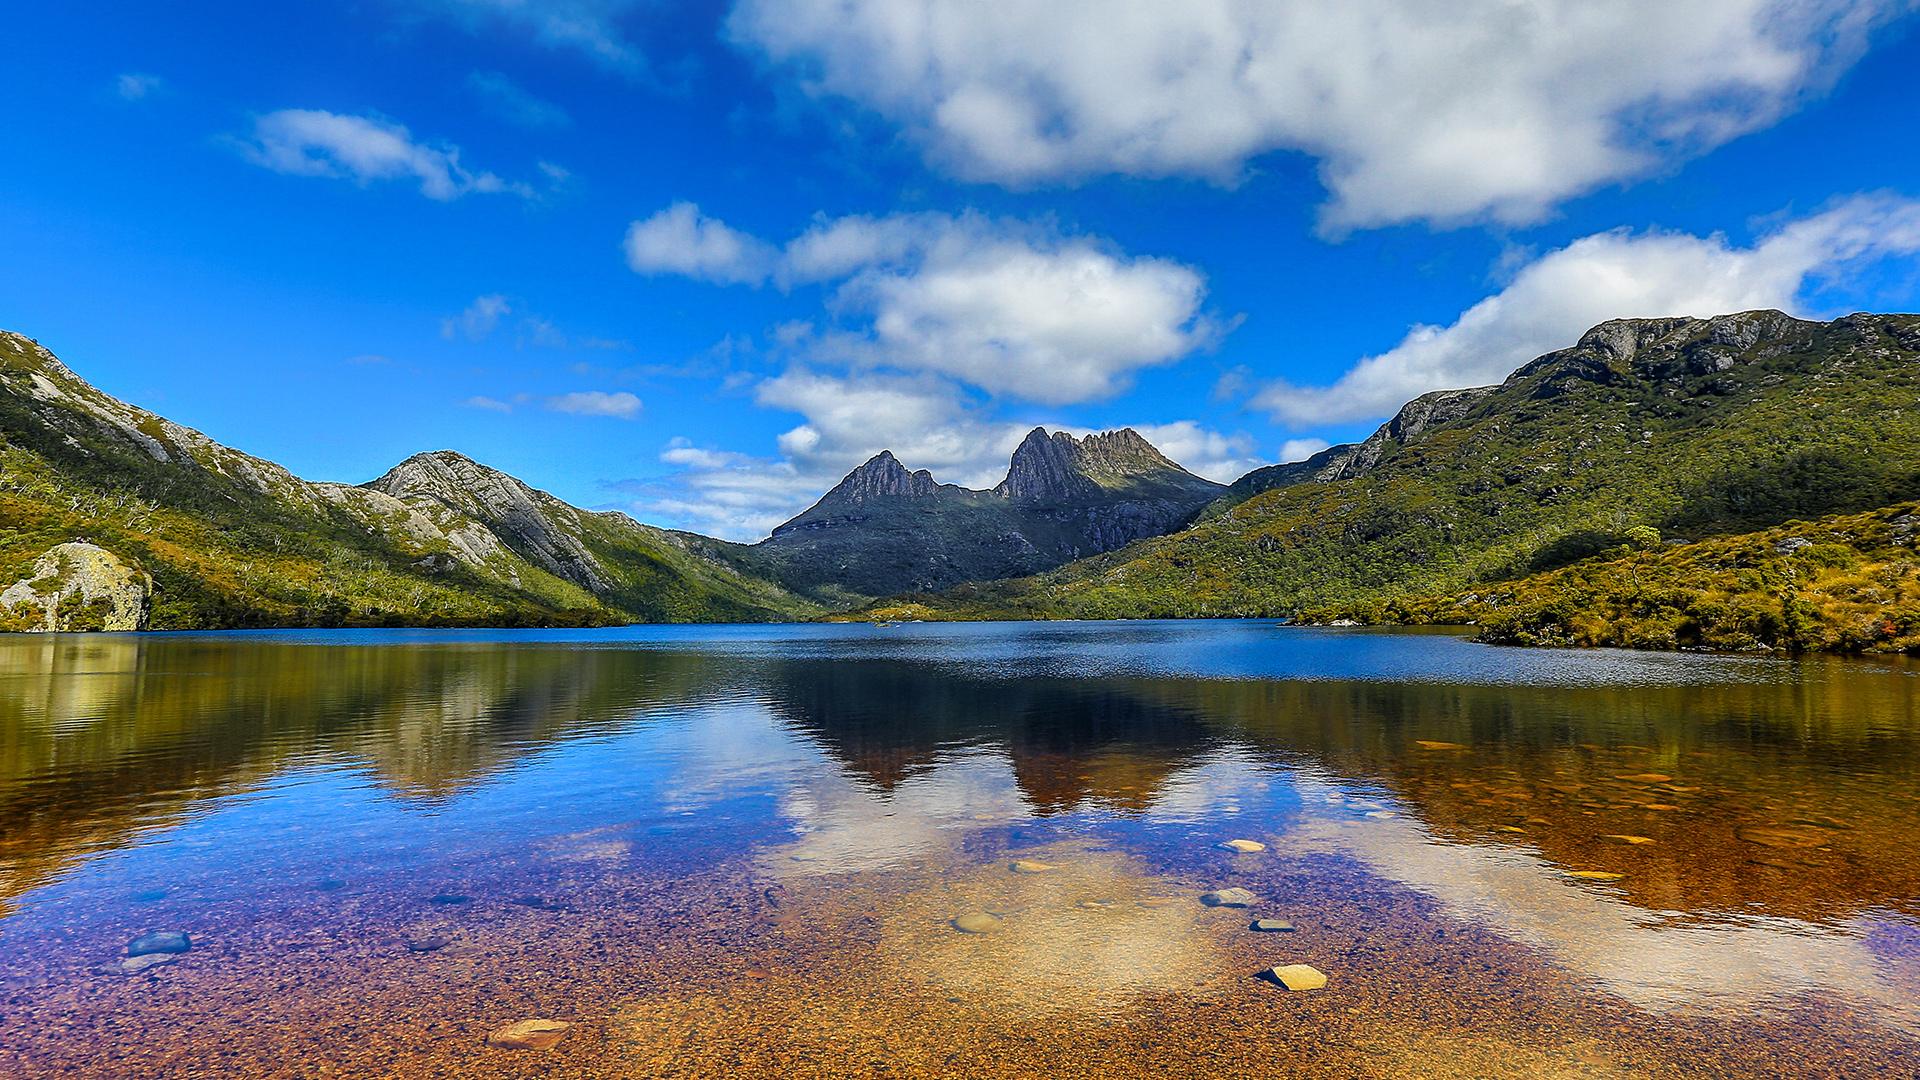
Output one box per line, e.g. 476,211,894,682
1,623,1917,1077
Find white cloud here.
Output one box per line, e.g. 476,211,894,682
415,0,647,76
730,0,1907,229
1279,438,1332,464
236,109,538,200
115,73,163,101
467,71,572,128
547,390,643,419
625,202,779,285
441,294,511,341
625,207,1224,404
462,395,514,413
1254,194,1920,426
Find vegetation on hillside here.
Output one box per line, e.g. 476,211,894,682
0,332,815,629
1301,503,1920,654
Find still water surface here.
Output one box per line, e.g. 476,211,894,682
2,622,1918,1077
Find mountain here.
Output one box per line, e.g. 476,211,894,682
867,310,1920,623
0,331,817,630
749,426,1226,599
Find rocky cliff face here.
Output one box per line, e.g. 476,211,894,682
755,427,1228,597
0,543,151,631
365,451,615,593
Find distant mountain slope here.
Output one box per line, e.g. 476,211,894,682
1303,502,1920,655
869,311,1920,620
0,331,816,629
751,426,1226,599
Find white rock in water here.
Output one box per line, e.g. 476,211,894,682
1200,887,1258,908
1218,839,1265,853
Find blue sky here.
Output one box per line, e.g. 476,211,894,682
4,1,1919,540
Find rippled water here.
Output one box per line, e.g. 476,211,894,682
2,622,1918,1077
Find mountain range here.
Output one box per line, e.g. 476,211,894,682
5,310,1919,651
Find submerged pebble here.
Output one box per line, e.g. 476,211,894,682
952,912,1003,934
1009,859,1057,874
119,953,178,975
429,894,471,906
1602,834,1656,845
1261,964,1328,991
1218,839,1266,853
406,937,449,953
485,1018,573,1050
1201,888,1258,908
126,932,191,957
1250,919,1296,933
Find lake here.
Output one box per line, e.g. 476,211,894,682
2,621,1918,1077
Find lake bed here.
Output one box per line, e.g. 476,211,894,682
2,622,1917,1077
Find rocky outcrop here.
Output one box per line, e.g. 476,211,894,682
1230,386,1494,504
364,451,614,593
994,427,1207,504
0,543,151,631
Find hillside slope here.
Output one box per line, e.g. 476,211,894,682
0,332,816,629
1303,502,1920,654
870,311,1920,621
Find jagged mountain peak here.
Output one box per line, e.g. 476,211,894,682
995,426,1209,504
834,450,943,501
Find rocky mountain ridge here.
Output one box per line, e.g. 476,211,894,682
753,425,1227,598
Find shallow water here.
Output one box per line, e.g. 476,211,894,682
2,622,1918,1077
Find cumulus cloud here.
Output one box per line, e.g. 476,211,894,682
1254,194,1920,426
467,71,572,128
441,294,511,341
546,390,643,419
462,395,514,413
235,109,538,200
115,73,163,101
625,206,1224,404
625,202,780,285
730,0,1907,229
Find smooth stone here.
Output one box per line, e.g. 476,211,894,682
485,1018,573,1050
1493,825,1527,834
1219,839,1266,853
126,931,191,957
1200,888,1258,908
406,937,450,953
1364,811,1397,819
1602,834,1656,845
1262,964,1328,991
119,953,178,974
1250,919,1296,933
1009,860,1057,874
315,879,347,891
429,894,471,906
952,912,1002,934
